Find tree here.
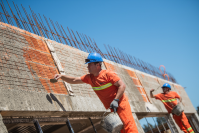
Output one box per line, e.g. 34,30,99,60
142,123,155,132
156,117,167,126
143,124,150,132
196,106,199,115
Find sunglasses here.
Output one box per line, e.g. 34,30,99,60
162,87,169,89
85,59,91,63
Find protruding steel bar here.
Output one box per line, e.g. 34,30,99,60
88,35,100,54
66,118,74,133
81,33,92,53
107,45,117,62
119,50,128,66
6,0,19,28
38,13,49,38
83,35,96,52
56,22,68,45
118,49,126,66
88,37,100,54
29,6,43,36
67,27,77,48
110,46,120,63
104,44,112,61
13,2,26,30
138,59,147,72
33,119,43,133
92,38,105,58
7,11,14,25
113,47,123,65
21,4,36,34
0,13,5,22
71,29,83,50
0,0,12,24
16,3,31,32
128,55,137,67
88,36,98,53
76,31,88,52
36,15,46,37
49,18,62,43
124,52,132,67
43,15,57,41
89,117,97,133
84,34,95,53
61,25,73,47
28,13,39,35
109,45,119,63
129,55,138,69
85,35,95,52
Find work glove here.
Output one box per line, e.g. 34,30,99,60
110,99,119,113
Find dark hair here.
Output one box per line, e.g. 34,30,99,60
94,62,102,66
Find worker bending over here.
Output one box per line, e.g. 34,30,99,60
54,53,138,133
150,83,194,133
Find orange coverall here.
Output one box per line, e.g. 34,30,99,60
154,91,194,133
81,69,138,133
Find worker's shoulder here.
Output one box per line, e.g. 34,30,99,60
81,73,92,79
155,93,162,96
103,69,116,74
169,91,178,95
170,91,177,94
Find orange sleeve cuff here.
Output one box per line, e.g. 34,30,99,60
154,94,160,100
80,74,90,84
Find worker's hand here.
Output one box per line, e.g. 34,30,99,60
110,99,119,113
54,74,62,80
150,89,155,92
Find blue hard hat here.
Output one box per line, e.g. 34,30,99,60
161,83,171,90
85,53,103,64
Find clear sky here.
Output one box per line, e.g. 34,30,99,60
3,0,199,126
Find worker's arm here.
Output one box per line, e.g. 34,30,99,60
177,97,184,105
150,89,155,98
54,74,84,84
114,80,126,100
174,92,184,106
110,80,126,112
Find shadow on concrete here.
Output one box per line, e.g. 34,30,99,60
46,94,53,104
49,93,66,111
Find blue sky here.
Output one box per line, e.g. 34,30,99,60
3,0,199,126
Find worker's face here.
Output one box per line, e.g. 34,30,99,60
162,87,170,93
87,62,99,74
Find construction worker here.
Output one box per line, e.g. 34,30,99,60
54,53,138,133
150,83,194,133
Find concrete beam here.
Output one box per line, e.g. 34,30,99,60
77,120,101,133
0,113,8,133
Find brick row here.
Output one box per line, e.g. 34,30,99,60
39,78,51,93
22,35,35,48
38,39,49,53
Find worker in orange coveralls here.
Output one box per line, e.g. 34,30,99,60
54,53,138,133
150,83,194,133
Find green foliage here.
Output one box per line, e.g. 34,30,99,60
156,117,167,126
142,123,155,132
